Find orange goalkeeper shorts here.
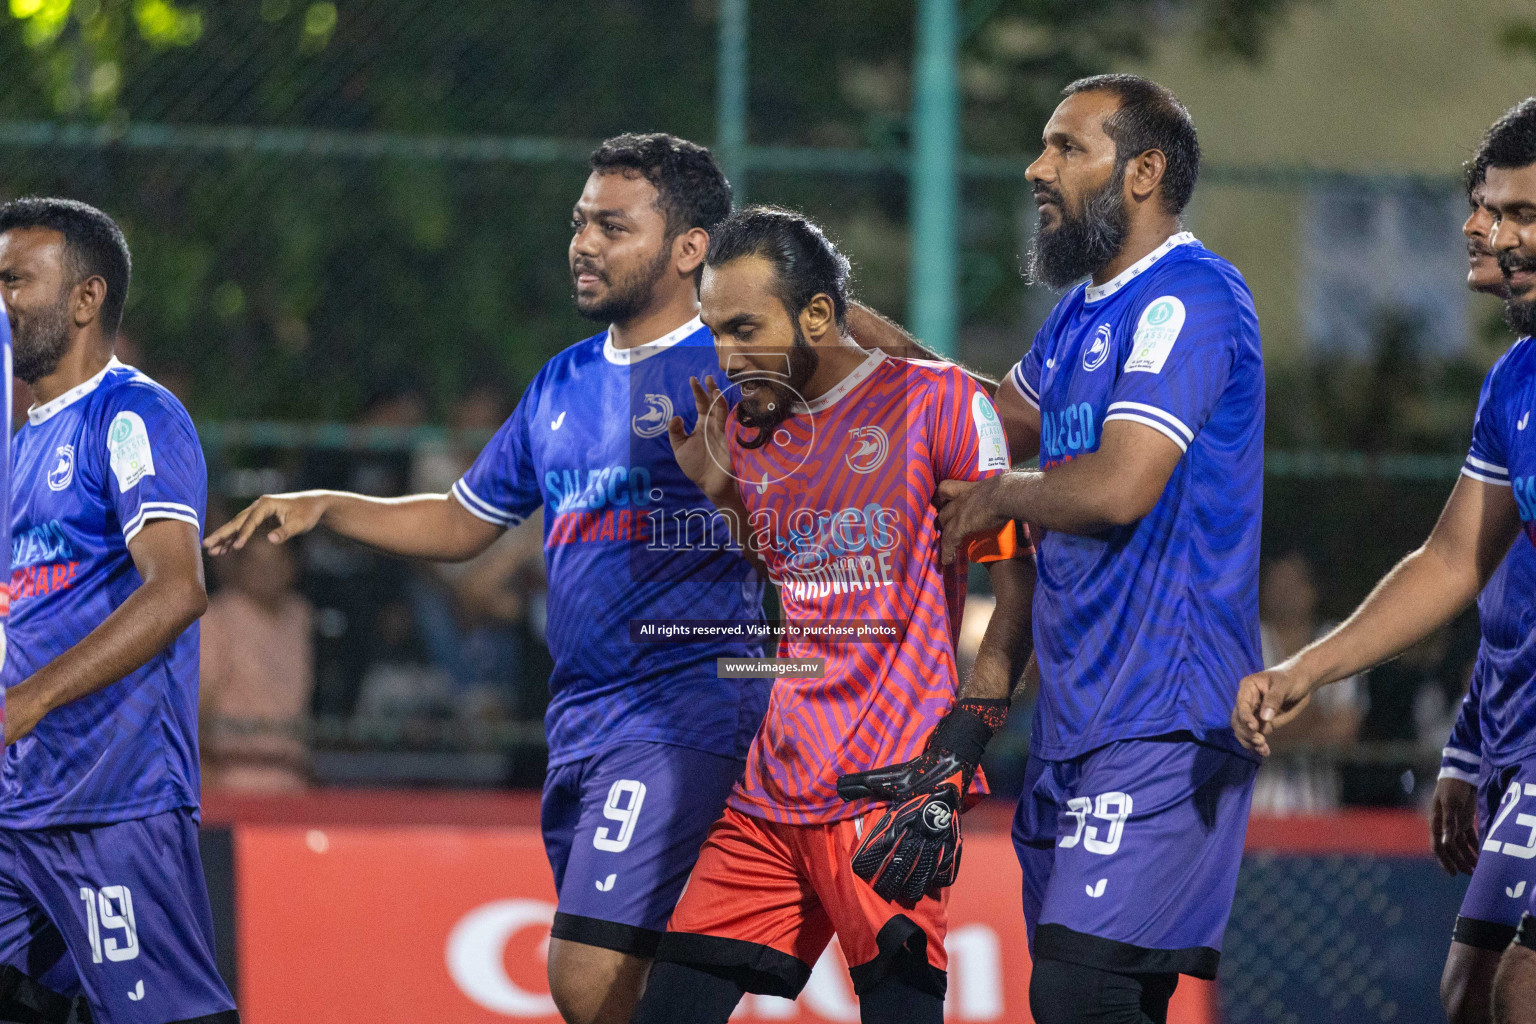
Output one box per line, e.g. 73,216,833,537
654,805,950,999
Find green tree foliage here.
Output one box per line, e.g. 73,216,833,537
0,0,1298,419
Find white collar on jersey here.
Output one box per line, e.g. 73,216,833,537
28,357,125,426
792,347,886,415
1083,231,1199,304
602,315,704,366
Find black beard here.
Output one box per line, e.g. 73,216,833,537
734,327,818,450
1500,251,1536,336
1506,296,1536,337
1025,169,1131,289
572,243,673,324
12,291,72,384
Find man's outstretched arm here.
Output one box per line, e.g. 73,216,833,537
1233,474,1523,755
204,490,505,563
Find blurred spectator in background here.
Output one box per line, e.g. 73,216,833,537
410,380,506,494
200,534,316,791
406,382,550,720
303,381,427,717
1252,550,1365,813
1343,629,1460,808
352,600,456,721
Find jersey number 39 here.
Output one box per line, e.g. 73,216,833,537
1060,792,1133,856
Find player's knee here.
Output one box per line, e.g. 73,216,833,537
546,939,649,1024
1029,957,1166,1024
548,971,635,1024
1494,941,1536,1024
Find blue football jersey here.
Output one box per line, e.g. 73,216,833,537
2,359,206,828
1008,233,1265,761
1441,538,1536,779
1457,336,1536,768
454,318,767,767
0,298,11,709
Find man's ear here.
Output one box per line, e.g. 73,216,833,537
674,227,710,277
798,293,837,342
72,276,108,329
1126,148,1167,207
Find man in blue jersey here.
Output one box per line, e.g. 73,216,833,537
0,269,72,1024
0,294,9,661
205,134,763,1024
934,75,1264,1024
0,197,235,1024
1431,149,1536,1024
0,284,85,1024
1220,99,1536,1024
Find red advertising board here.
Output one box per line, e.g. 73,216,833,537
234,823,1216,1023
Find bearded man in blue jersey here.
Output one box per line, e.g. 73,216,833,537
0,198,235,1024
1225,98,1536,1024
0,235,83,1024
208,134,763,1024
1431,150,1536,1024
936,75,1265,1024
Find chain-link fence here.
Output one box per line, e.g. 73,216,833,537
0,1,1507,796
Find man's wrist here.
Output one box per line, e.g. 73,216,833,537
991,472,1032,523
9,675,54,724
934,698,1010,767
310,491,340,525
704,482,737,509
1286,649,1332,695
1439,745,1479,784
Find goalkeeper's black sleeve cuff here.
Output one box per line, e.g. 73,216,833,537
932,698,1010,766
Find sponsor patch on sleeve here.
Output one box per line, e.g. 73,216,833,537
1124,295,1186,374
107,410,156,492
971,391,1009,471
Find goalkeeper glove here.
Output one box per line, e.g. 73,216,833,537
835,697,1009,902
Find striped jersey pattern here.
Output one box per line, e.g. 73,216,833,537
725,351,1012,824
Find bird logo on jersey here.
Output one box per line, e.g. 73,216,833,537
1083,324,1112,371
845,426,889,474
46,445,74,491
632,394,674,439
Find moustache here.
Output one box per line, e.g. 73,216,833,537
1499,252,1536,276
1468,239,1495,258
1033,184,1064,208
571,259,605,282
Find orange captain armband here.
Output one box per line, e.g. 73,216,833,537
964,520,1030,563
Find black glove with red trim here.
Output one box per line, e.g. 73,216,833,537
835,698,1009,902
